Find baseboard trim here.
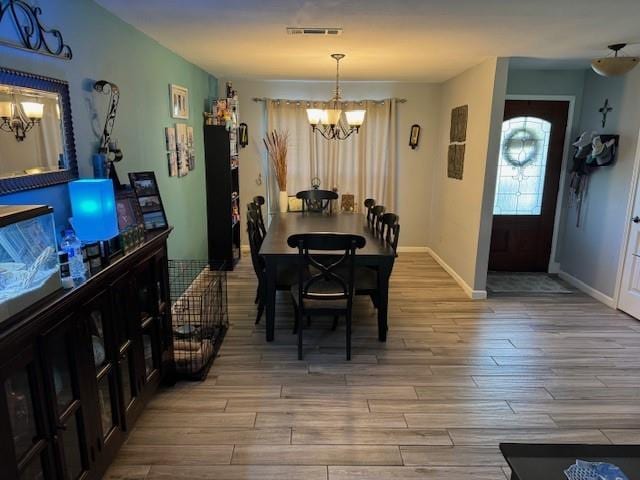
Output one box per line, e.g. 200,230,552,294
426,248,487,300
397,246,429,253
558,270,616,309
548,261,561,274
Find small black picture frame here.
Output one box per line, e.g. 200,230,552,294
409,124,421,150
128,171,169,231
115,188,143,231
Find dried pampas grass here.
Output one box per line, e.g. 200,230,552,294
263,130,288,191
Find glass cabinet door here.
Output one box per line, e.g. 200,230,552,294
82,291,120,450
0,345,53,480
110,274,141,429
134,262,161,385
41,316,90,480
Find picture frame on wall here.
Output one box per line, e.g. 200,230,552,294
165,127,177,151
168,152,178,177
128,171,169,231
170,84,189,119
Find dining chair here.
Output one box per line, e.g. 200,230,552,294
247,211,298,324
371,205,385,234
296,189,338,213
252,195,267,236
364,198,376,225
382,213,400,256
288,233,366,360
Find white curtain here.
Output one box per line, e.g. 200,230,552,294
266,99,397,212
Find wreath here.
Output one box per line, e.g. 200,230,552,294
502,128,539,168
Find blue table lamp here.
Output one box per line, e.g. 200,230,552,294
68,179,118,241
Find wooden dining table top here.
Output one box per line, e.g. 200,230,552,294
259,212,395,258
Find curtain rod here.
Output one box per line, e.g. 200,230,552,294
252,97,407,104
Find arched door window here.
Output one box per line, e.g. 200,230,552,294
493,116,551,215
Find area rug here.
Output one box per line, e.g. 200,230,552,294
486,272,573,294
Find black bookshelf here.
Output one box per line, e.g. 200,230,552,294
204,124,241,270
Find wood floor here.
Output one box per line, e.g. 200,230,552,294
106,253,640,480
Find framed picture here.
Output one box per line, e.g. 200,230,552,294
115,188,143,231
175,123,187,148
168,152,178,177
188,148,195,171
170,84,189,119
177,149,189,177
128,172,169,231
187,126,194,148
165,127,177,151
287,196,303,212
409,124,421,150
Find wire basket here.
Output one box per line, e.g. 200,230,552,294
169,260,228,380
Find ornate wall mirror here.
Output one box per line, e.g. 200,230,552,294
0,67,77,194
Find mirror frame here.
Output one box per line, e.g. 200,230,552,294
0,67,78,195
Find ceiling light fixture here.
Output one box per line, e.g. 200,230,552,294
591,43,639,77
306,54,365,140
0,97,44,142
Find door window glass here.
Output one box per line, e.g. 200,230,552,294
494,116,551,215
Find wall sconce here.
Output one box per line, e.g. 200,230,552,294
409,124,421,149
68,179,119,241
0,99,44,142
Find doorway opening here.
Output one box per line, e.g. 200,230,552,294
487,99,572,294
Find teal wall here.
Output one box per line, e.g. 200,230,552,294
0,0,217,259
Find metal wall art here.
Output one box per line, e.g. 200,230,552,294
0,0,72,60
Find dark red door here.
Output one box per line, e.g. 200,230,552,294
489,100,569,272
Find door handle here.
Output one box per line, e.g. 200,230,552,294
633,216,640,224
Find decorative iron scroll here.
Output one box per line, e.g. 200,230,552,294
0,0,72,60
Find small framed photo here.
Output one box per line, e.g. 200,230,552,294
142,211,168,230
177,149,189,177
115,188,143,231
188,148,195,171
175,123,187,148
138,195,163,213
187,126,194,148
170,84,189,119
168,152,178,177
129,172,169,231
165,127,177,151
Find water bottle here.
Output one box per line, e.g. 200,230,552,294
61,229,86,285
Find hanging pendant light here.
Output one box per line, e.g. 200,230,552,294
591,44,639,77
307,54,365,140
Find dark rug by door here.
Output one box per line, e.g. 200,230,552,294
487,272,573,294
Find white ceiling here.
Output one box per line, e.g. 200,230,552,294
96,0,640,82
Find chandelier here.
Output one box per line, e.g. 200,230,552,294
591,43,639,77
0,98,44,142
306,54,365,140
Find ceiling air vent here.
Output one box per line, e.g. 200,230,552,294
286,27,343,36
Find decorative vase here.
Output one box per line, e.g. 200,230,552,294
279,191,288,213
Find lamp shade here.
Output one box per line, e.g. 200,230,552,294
68,179,118,241
306,108,324,125
345,110,366,127
21,101,44,119
0,101,12,117
324,108,342,126
591,57,639,77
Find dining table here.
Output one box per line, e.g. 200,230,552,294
259,211,396,342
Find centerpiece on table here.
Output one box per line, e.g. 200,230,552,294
263,130,289,213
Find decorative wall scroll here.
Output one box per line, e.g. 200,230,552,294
0,0,72,60
447,144,465,180
447,105,468,180
450,105,468,142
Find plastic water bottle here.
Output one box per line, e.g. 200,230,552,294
61,229,86,285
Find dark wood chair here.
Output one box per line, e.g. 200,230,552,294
352,213,400,309
252,195,267,236
296,189,338,213
364,198,376,225
371,205,385,234
247,209,297,324
288,233,366,360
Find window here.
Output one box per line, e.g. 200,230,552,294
493,116,551,215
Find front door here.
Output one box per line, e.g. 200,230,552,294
619,171,640,319
489,100,569,271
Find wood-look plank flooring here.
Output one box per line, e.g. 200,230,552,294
106,253,640,480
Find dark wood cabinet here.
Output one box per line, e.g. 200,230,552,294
0,230,173,480
204,124,241,270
